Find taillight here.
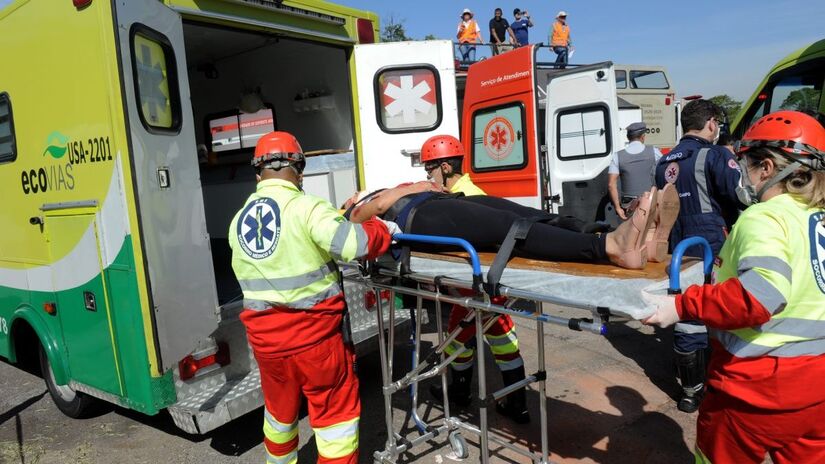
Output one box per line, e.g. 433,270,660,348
43,302,57,315
73,0,92,8
178,343,230,381
357,18,375,44
757,92,768,101
665,95,672,105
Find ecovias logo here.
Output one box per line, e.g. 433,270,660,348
43,131,69,159
20,131,75,195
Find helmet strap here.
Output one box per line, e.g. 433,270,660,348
757,161,801,201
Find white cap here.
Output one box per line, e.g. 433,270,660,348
557,10,567,17
461,8,473,17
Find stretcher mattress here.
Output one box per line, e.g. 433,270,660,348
409,252,707,320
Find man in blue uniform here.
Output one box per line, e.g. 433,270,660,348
654,99,749,413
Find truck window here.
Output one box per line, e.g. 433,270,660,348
557,106,611,160
615,70,627,89
374,66,441,134
739,64,825,133
0,93,16,163
471,103,527,171
130,27,182,133
629,70,669,89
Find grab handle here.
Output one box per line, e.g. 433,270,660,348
393,233,483,280
668,236,713,294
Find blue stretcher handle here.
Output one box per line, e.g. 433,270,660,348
393,233,483,278
668,236,714,294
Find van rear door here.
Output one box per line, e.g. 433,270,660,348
545,62,620,220
115,0,218,370
353,40,459,190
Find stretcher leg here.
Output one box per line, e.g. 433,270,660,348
476,308,490,463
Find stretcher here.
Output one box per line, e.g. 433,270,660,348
344,234,714,464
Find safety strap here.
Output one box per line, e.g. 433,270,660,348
397,193,464,275
343,188,386,220
484,217,546,296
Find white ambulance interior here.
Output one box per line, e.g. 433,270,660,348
182,22,357,303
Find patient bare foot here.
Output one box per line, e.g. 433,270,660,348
605,188,658,269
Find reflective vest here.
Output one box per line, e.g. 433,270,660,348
450,173,486,196
458,19,480,43
550,21,570,46
711,193,825,358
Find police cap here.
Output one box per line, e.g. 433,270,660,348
626,122,647,136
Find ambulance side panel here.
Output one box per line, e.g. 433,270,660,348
0,0,170,413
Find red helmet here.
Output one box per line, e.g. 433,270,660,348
252,131,305,170
738,111,825,170
420,135,465,164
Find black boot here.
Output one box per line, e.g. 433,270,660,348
675,350,706,413
430,366,473,407
495,364,530,424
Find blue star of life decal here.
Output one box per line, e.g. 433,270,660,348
237,198,281,259
809,211,825,294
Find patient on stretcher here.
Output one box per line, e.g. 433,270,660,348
345,182,679,269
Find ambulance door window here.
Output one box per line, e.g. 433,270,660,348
130,27,182,133
374,66,442,133
0,93,16,163
471,103,527,171
557,105,611,160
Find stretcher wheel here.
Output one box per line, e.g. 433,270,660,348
448,430,469,459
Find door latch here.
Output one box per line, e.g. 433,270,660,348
83,291,97,312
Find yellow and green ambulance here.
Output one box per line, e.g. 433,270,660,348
0,0,408,434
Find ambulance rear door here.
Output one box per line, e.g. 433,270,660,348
353,40,459,190
544,62,620,221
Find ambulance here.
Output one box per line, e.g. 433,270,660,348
614,64,679,151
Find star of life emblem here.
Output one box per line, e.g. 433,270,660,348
237,198,281,259
483,117,515,161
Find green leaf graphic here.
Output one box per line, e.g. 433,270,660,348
43,145,67,159
43,131,69,159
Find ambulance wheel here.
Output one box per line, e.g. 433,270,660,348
449,431,469,459
39,344,101,418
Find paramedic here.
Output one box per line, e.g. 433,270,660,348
644,111,825,464
229,131,394,464
550,11,572,69
653,99,748,413
457,8,482,63
609,122,663,220
420,135,529,423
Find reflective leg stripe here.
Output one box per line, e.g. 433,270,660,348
485,330,520,356
314,417,359,459
445,340,474,370
264,410,298,444
694,148,713,214
238,261,337,292
694,444,712,464
495,356,524,371
675,322,708,334
266,450,298,464
739,269,787,315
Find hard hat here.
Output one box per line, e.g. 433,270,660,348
252,131,306,171
461,8,473,18
420,135,465,164
737,111,825,170
556,10,567,18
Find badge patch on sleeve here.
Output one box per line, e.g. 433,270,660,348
809,212,825,294
664,162,680,184
237,198,281,259
728,159,739,170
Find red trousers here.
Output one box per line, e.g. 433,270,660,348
696,388,825,463
445,300,523,372
254,333,360,464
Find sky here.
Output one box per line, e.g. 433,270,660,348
345,0,825,101
2,0,821,101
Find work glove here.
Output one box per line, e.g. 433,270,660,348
379,218,402,237
640,290,680,328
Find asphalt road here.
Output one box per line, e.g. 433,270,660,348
1,305,697,464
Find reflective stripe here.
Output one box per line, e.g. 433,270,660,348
354,224,368,257
314,418,359,459
738,256,793,283
238,261,337,292
694,148,713,214
488,338,519,355
739,269,787,315
264,410,298,444
485,331,518,346
674,322,708,334
495,357,524,371
756,317,825,338
712,329,825,357
329,222,353,258
243,282,342,311
266,450,297,464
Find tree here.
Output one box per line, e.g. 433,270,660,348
381,15,412,42
780,88,821,115
709,94,743,122
423,34,438,40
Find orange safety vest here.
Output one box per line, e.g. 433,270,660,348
458,19,480,43
551,21,570,46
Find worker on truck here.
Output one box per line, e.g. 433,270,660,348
229,131,395,464
609,122,663,220
457,8,482,63
644,111,825,464
419,135,530,423
550,11,572,69
653,99,749,413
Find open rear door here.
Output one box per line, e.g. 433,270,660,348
544,62,620,220
115,1,218,370
353,40,459,190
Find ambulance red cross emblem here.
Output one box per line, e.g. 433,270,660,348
483,117,515,160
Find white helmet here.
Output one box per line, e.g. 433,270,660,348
557,10,568,18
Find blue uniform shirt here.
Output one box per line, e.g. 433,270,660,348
511,18,530,46
654,135,745,257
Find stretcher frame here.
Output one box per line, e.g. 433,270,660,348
345,234,713,464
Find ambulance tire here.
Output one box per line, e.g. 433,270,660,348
39,345,102,419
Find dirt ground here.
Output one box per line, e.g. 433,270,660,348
0,304,698,464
